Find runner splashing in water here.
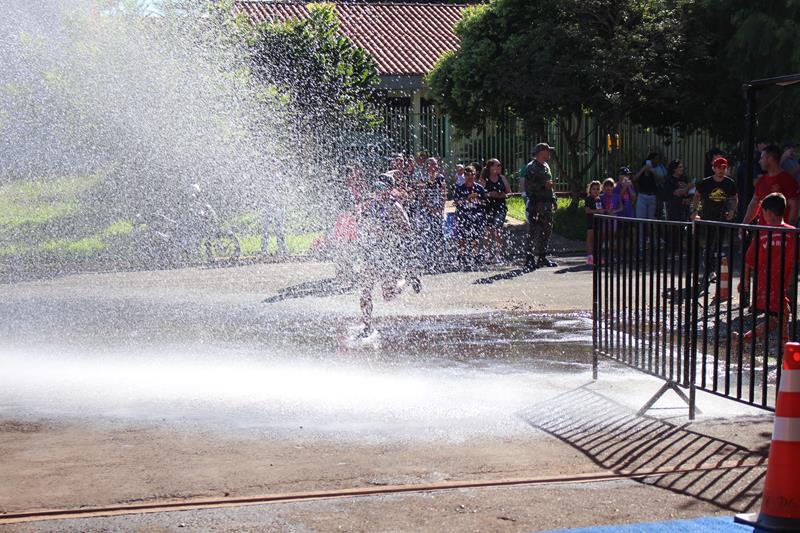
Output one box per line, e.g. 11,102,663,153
356,172,418,338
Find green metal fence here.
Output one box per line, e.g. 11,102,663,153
381,97,413,155
380,101,724,195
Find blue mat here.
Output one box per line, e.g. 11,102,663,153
543,516,758,533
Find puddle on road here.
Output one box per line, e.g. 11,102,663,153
0,313,599,442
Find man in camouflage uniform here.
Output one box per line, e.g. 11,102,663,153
523,143,558,271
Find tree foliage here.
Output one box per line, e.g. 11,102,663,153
247,2,381,129
429,0,800,195
428,0,680,200
670,0,800,144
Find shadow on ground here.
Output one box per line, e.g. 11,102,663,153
554,264,593,274
473,268,528,285
518,385,767,512
263,277,356,303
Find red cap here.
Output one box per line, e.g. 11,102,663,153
711,156,729,168
784,343,800,370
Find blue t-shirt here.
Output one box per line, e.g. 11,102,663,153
600,191,621,214
454,183,487,215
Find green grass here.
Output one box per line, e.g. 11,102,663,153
0,218,132,257
42,236,105,254
553,198,586,242
507,196,526,222
0,171,322,264
0,174,101,227
243,231,324,255
229,211,322,255
0,174,115,260
284,232,322,253
0,171,414,268
102,219,134,237
238,233,262,256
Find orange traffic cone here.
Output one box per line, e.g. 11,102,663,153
710,256,730,306
719,256,729,300
735,342,800,531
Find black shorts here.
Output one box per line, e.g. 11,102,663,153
485,207,507,229
457,211,485,240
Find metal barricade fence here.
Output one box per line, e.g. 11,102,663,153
693,220,800,411
593,215,800,418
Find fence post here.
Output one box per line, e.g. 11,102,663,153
688,222,700,420
592,216,600,380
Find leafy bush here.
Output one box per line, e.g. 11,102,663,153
553,199,586,242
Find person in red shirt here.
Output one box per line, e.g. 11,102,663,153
734,193,797,347
742,144,799,226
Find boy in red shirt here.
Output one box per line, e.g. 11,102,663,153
734,193,797,346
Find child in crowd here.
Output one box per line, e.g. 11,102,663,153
613,167,636,218
584,181,603,265
599,178,623,254
483,158,511,263
734,193,797,348
453,165,487,268
600,178,623,217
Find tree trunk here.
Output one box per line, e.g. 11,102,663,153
556,115,589,206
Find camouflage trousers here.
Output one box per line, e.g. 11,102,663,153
526,207,554,262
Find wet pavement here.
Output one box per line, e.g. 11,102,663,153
0,308,597,442
0,260,602,439
0,260,764,441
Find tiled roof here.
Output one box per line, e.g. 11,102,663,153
235,2,467,76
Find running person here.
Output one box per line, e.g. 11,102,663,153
356,173,416,337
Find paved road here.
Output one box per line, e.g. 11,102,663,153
0,257,772,531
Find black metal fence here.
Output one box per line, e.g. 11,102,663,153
593,215,800,418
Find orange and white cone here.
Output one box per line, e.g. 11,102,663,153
719,256,729,300
735,342,800,531
711,256,730,305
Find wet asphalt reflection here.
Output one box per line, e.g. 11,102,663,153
0,312,595,441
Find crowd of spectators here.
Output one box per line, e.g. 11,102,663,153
329,137,800,284
582,139,800,263
351,151,521,271
326,143,567,279
586,139,800,348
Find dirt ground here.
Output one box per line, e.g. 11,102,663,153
0,408,773,531
0,258,776,531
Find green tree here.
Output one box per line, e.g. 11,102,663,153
428,0,682,202
248,2,381,130
668,0,800,145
